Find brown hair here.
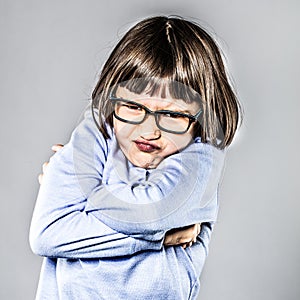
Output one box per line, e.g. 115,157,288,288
91,15,242,149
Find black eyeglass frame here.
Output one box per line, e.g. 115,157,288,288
109,96,202,134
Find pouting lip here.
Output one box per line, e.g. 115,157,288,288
133,139,161,150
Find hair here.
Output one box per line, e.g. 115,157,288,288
91,15,242,149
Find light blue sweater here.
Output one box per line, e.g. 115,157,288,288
30,104,225,299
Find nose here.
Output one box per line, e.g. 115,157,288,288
139,115,161,141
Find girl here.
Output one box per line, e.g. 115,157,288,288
30,16,241,299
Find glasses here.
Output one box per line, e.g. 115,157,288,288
109,96,202,134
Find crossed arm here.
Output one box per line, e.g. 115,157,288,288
40,151,200,250
30,108,224,259
39,150,199,249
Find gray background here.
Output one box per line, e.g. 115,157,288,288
1,0,299,299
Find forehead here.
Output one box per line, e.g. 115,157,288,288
115,86,201,114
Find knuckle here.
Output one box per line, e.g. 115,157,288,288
182,238,191,243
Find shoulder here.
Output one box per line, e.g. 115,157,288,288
50,104,114,174
69,103,113,157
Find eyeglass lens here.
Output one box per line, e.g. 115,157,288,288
115,101,191,133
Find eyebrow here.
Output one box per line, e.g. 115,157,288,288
113,96,194,115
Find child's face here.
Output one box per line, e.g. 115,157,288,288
113,87,201,169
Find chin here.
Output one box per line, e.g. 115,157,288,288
130,154,163,169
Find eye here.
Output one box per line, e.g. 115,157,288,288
122,103,142,111
164,112,183,119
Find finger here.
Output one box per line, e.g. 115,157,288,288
165,235,187,245
190,224,197,236
182,241,193,249
178,237,190,244
191,223,200,237
192,224,201,243
38,174,43,185
51,144,64,152
163,235,173,245
197,223,201,235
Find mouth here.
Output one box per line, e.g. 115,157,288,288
134,140,161,153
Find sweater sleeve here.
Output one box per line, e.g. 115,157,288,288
85,136,225,242
29,106,163,259
30,104,225,258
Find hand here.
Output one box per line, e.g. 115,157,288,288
38,144,64,184
163,223,201,249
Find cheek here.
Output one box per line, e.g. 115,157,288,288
114,119,133,138
113,119,140,151
113,118,124,134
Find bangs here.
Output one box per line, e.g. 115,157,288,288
117,78,202,104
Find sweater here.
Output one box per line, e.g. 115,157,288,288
29,103,225,299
